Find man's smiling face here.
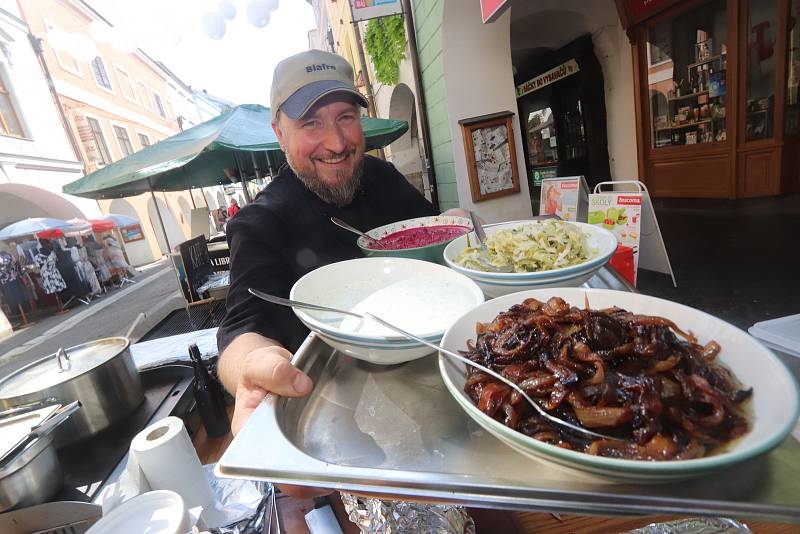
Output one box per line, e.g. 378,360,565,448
273,94,366,206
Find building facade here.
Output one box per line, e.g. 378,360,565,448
17,0,224,265
0,0,94,233
404,0,640,220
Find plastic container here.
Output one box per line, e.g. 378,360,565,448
86,490,189,534
748,314,800,359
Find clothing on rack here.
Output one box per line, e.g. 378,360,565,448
0,252,28,309
34,248,67,295
53,243,89,300
85,236,112,282
76,245,101,295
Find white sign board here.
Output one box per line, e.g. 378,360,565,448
538,176,588,222
350,0,402,22
590,181,676,287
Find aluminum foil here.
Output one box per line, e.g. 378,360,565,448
340,493,475,534
623,517,752,534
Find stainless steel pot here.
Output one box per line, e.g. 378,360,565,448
0,338,144,447
0,402,79,511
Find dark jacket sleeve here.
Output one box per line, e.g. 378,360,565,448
216,207,308,353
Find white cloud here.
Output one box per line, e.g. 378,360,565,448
87,0,315,106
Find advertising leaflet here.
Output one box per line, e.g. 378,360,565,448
588,193,643,285
538,176,588,222
589,181,676,287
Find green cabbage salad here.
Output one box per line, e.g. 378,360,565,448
455,220,591,273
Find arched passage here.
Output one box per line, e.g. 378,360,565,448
388,83,424,193
0,183,86,228
146,197,185,253
108,198,156,266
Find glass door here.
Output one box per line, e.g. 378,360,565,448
744,0,778,141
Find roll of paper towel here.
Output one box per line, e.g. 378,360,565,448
131,416,225,528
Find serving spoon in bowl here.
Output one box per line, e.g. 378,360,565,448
330,217,382,247
248,287,622,442
468,211,513,273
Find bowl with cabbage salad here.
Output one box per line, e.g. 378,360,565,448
454,220,590,273
442,220,616,297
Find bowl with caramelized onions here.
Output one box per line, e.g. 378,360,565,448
439,287,799,481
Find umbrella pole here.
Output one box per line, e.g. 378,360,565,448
147,178,172,253
189,188,197,209
234,153,253,204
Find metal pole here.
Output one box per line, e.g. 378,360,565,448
147,177,172,253
348,4,386,160
189,188,197,209
234,153,253,203
401,0,439,210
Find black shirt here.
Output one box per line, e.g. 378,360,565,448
216,155,438,353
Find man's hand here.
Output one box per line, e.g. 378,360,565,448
218,333,331,498
231,344,313,433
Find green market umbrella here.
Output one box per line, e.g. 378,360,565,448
62,104,409,200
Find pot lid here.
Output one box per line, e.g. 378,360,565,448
0,338,130,398
0,405,59,460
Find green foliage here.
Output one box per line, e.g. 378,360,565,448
364,15,406,86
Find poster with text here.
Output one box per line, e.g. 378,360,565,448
588,193,643,284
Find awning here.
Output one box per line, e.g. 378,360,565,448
63,104,409,200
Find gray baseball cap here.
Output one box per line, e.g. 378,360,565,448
270,49,368,120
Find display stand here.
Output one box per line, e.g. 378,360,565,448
591,181,676,287
538,176,589,222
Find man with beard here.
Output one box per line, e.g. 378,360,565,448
217,50,466,447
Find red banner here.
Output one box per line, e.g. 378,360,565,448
481,0,511,23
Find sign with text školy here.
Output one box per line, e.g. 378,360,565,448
588,181,676,287
538,176,588,222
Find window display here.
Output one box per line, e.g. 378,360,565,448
786,0,799,134
745,0,778,141
526,107,558,165
647,0,727,148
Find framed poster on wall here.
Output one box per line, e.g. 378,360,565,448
458,111,521,202
120,224,144,243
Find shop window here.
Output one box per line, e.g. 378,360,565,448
0,67,25,138
91,56,112,91
647,0,728,148
786,0,800,134
526,107,558,166
745,0,778,140
86,117,112,165
113,125,133,157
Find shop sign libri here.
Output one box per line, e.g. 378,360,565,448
516,59,580,98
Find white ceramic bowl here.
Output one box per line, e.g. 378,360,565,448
439,288,799,481
442,220,617,297
290,257,484,364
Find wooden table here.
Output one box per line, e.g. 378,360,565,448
193,407,795,533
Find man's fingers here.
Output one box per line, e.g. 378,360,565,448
231,385,267,435
241,347,313,398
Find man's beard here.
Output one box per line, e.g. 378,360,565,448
289,151,364,207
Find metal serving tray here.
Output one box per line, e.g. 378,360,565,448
217,269,800,522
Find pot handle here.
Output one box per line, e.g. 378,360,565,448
56,347,70,371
